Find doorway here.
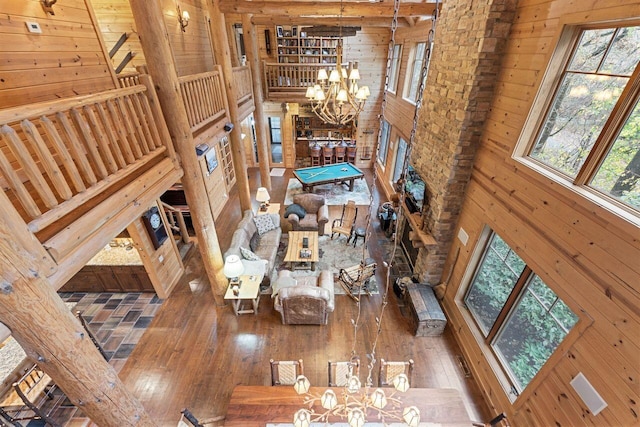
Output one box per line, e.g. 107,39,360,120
268,116,283,165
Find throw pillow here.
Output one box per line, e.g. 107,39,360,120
284,203,306,219
240,246,261,261
253,214,277,235
249,232,260,252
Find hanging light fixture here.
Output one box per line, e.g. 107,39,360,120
304,0,369,126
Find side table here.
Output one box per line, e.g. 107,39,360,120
224,274,263,315
257,203,281,216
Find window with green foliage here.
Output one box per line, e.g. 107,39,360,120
392,137,407,183
526,25,640,212
403,42,427,104
464,232,579,393
377,120,391,165
388,44,402,93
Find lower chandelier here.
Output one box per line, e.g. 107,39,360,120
292,371,420,427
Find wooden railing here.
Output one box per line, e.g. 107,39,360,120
117,72,140,88
232,66,253,102
161,201,190,244
263,62,347,97
178,67,227,133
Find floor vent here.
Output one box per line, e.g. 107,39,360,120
456,354,472,378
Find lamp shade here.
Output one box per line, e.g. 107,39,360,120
321,389,338,410
223,255,244,279
256,187,270,203
402,406,421,427
293,375,310,395
346,375,361,393
317,69,329,81
293,409,311,427
370,388,387,409
347,408,365,427
393,373,410,392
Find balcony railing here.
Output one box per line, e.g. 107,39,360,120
232,66,253,103
178,67,227,134
263,62,348,99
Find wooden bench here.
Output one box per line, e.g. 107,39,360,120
338,259,377,302
404,283,447,336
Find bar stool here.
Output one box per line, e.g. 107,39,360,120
310,144,322,166
346,145,357,164
322,145,334,165
334,146,346,163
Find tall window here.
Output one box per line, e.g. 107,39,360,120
404,42,427,103
392,137,407,183
523,25,640,212
377,120,391,165
387,44,403,93
464,231,579,393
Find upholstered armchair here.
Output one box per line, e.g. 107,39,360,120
286,193,329,235
272,269,335,325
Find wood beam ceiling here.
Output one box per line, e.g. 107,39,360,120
250,15,410,27
219,1,437,18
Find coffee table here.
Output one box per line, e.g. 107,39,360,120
223,274,263,315
284,231,319,271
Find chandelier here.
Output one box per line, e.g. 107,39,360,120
291,365,420,427
304,1,369,126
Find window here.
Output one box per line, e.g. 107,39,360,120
523,25,640,212
403,42,427,103
387,44,402,93
268,117,282,163
464,231,579,393
392,137,407,183
377,120,391,165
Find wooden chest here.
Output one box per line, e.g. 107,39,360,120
405,283,447,336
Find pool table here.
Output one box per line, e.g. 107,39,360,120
293,162,364,193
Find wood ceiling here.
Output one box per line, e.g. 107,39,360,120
219,0,439,27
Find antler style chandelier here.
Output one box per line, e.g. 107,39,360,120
304,0,369,126
291,365,420,427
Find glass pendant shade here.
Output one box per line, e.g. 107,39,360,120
293,409,311,427
346,375,361,393
402,406,421,427
393,373,410,392
294,375,310,395
321,389,338,410
347,408,366,427
370,388,387,409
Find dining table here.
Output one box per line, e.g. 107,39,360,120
224,385,474,426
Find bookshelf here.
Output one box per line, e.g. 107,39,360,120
275,25,338,64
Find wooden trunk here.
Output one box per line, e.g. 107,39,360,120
405,283,446,337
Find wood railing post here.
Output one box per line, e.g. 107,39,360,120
209,0,252,212
0,191,155,427
129,0,229,302
243,14,272,191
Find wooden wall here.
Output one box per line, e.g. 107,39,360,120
376,21,432,195
0,0,116,109
439,1,640,426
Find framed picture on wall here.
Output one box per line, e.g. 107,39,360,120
205,148,218,175
276,26,283,38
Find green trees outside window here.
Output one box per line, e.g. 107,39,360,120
464,232,578,392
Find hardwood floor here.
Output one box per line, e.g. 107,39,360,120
116,168,491,426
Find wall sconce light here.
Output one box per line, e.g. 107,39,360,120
177,5,190,32
41,0,57,15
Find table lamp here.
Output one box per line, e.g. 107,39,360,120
223,255,244,288
256,187,270,211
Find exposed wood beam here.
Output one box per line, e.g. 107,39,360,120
250,16,409,27
219,2,436,17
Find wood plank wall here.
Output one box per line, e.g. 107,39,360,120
90,0,147,74
376,21,432,195
0,0,116,109
439,1,640,426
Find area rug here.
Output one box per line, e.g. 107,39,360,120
268,235,378,296
284,178,372,206
270,168,286,177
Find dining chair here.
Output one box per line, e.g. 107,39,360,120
378,358,414,387
322,145,334,165
270,359,304,386
310,144,322,166
333,146,347,163
328,357,360,387
331,200,357,243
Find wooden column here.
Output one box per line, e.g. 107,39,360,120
242,14,272,191
0,192,155,427
209,0,252,212
129,0,228,302
226,20,241,67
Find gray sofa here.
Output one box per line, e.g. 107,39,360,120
224,210,282,284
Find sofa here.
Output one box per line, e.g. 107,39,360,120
286,193,329,235
224,210,282,284
272,269,335,325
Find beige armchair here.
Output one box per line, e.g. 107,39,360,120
287,193,329,235
272,269,335,325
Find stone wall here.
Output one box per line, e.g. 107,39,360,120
412,0,517,284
